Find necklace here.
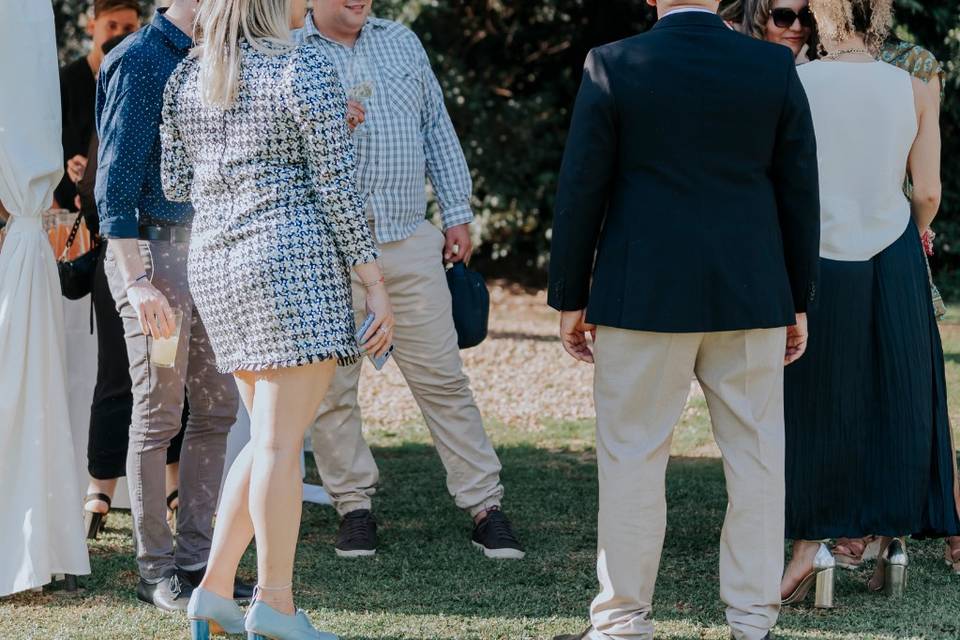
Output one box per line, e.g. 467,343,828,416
823,47,873,60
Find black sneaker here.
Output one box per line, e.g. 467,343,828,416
178,565,255,602
335,509,377,558
136,573,193,613
472,507,525,559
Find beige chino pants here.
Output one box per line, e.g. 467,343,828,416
589,326,786,640
310,221,504,517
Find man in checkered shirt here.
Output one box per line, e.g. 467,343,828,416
297,0,525,560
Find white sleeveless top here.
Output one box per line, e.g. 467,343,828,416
797,61,917,261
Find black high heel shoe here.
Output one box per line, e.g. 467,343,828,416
83,493,111,540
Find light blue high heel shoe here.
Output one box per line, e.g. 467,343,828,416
188,587,247,638
245,600,338,640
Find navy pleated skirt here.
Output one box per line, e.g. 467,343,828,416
784,223,960,540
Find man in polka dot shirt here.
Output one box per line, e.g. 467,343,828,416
95,0,247,613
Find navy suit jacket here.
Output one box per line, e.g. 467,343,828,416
548,11,820,333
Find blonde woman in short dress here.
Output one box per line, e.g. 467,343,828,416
160,0,394,637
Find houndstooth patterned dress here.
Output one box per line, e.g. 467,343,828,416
160,41,378,373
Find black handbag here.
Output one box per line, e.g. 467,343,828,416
57,211,100,300
446,262,490,349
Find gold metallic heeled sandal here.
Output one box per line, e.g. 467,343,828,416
869,538,908,597
944,538,960,575
782,542,836,608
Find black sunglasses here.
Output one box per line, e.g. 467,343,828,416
770,6,814,29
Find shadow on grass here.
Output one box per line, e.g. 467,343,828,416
487,330,558,342
20,443,960,639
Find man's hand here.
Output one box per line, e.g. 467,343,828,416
560,309,597,364
444,223,473,263
67,155,88,183
785,312,808,366
346,100,366,131
127,280,176,339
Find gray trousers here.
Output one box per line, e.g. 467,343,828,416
105,238,239,581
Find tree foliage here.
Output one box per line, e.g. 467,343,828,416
51,0,960,292
410,0,960,287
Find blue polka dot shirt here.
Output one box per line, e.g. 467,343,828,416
95,9,194,239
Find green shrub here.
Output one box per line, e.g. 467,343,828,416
52,1,960,294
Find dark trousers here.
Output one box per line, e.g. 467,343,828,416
88,249,186,480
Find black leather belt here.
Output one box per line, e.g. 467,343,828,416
139,225,191,243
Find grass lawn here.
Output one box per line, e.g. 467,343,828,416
3,297,960,639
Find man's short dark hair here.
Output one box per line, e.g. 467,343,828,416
93,0,142,18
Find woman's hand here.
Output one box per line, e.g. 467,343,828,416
67,154,88,183
346,100,366,132
362,282,395,357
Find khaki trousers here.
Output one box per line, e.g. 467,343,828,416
589,326,787,640
310,221,504,517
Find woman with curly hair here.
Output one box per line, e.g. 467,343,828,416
778,0,960,606
830,40,956,573
721,0,816,62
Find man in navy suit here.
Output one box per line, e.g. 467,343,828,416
548,1,820,638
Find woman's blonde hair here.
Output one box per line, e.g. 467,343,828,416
809,0,893,53
194,0,294,108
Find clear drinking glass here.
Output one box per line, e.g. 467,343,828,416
151,309,184,369
346,52,375,138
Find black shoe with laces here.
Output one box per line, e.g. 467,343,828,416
336,509,377,558
472,507,525,559
178,564,255,602
136,573,193,613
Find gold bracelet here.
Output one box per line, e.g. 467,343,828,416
362,276,385,289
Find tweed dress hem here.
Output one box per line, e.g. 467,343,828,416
219,350,363,375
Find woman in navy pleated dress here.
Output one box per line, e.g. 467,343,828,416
779,0,960,607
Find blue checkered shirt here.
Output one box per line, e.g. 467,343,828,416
295,14,474,244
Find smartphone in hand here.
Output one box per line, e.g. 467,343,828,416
356,313,394,371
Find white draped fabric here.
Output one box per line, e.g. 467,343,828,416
0,0,90,596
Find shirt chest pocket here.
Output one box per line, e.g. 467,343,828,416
384,64,422,121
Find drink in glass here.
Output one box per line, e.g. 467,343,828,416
151,309,184,369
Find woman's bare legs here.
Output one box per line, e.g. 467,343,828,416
198,379,256,600
199,360,336,615
166,463,180,502
781,539,822,598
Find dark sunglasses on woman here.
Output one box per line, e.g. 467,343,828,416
771,6,814,29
